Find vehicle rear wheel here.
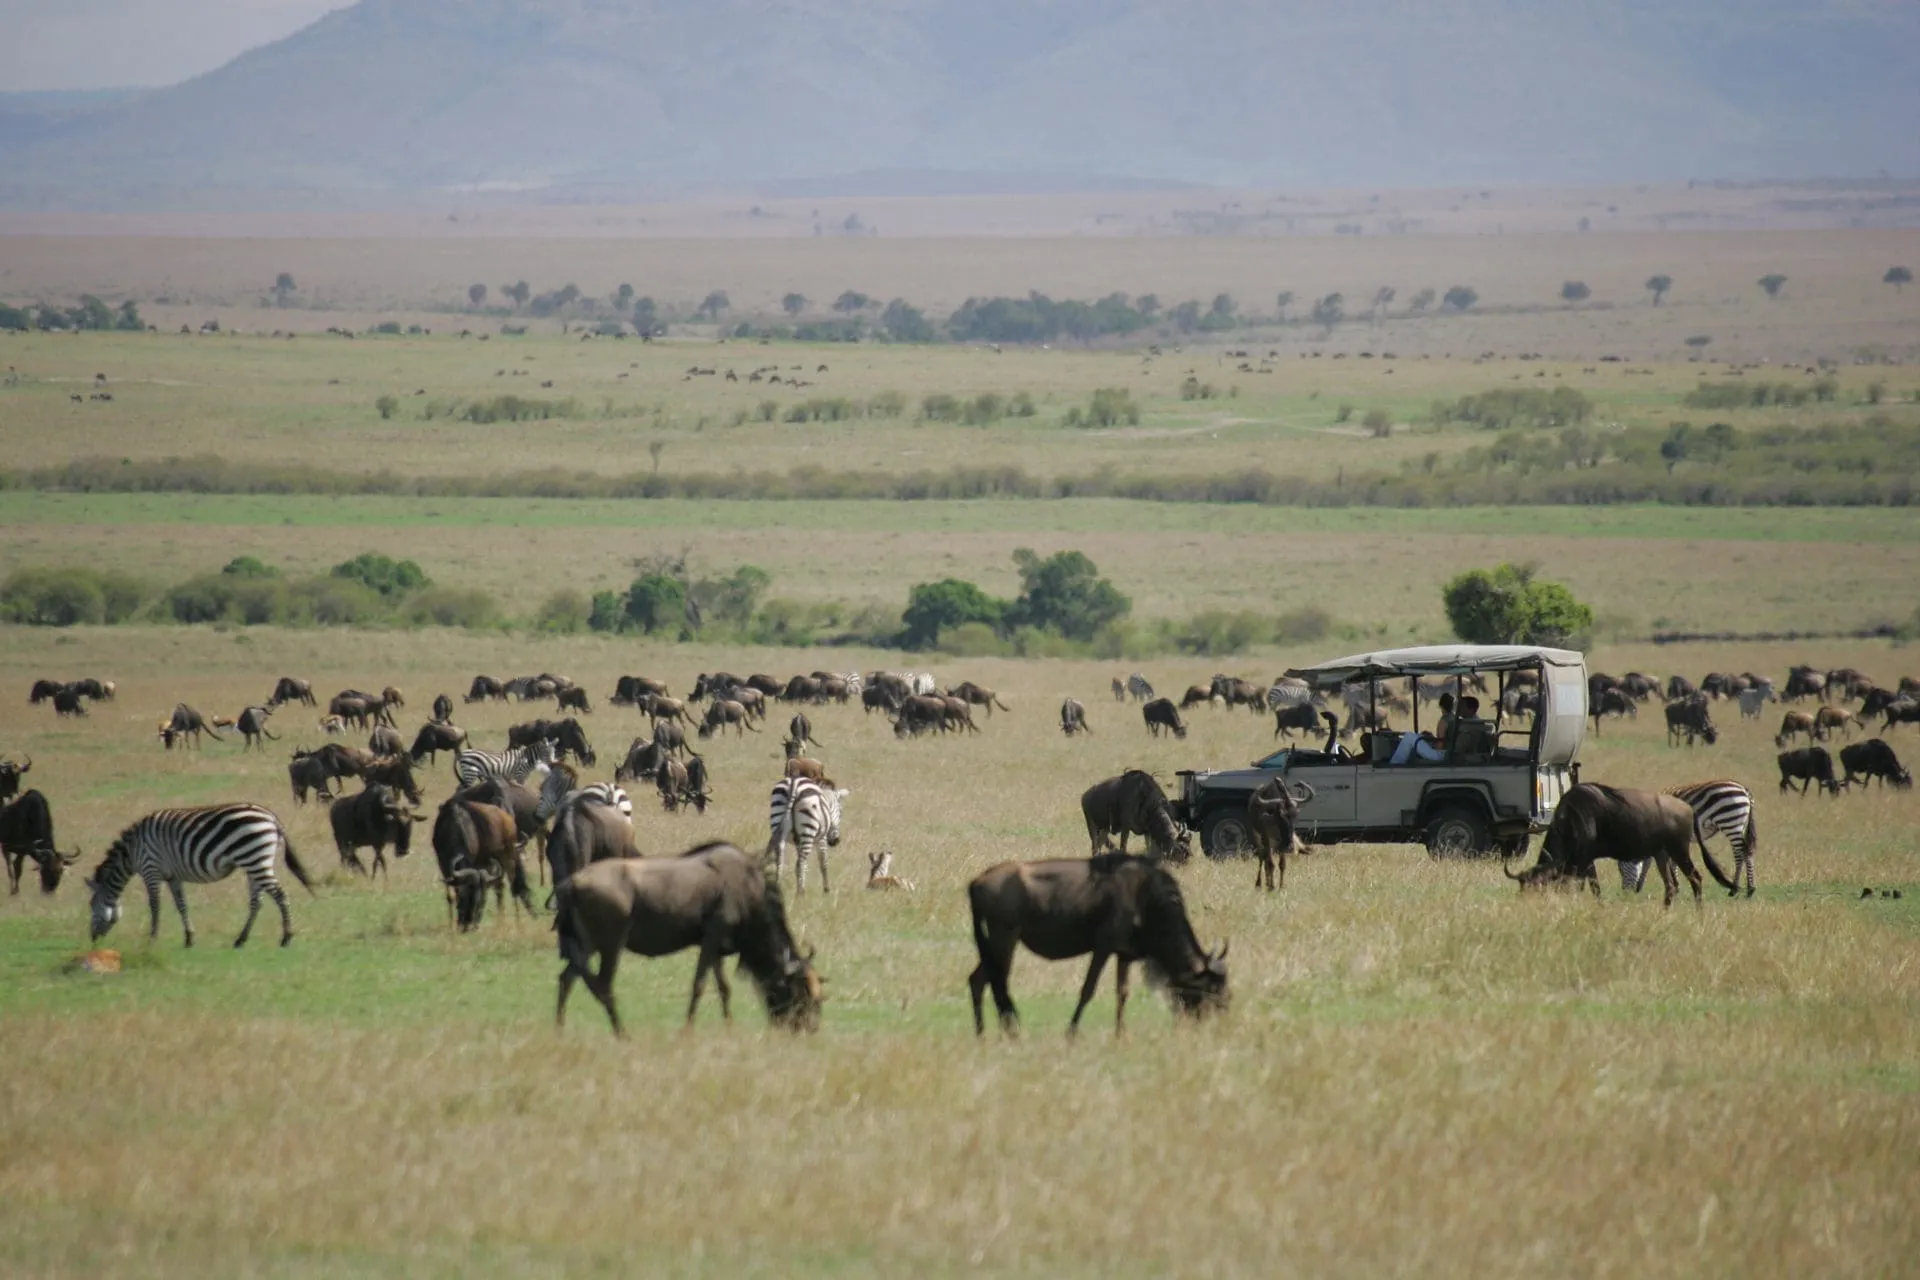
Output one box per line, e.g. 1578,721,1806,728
1424,805,1491,859
1201,809,1255,860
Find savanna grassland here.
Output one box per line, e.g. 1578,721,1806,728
2,221,1919,1277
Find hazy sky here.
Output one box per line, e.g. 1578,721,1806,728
0,0,349,92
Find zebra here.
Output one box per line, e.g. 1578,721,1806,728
86,804,313,948
1266,678,1315,710
534,761,632,823
906,672,937,697
766,777,847,894
454,739,556,790
1621,780,1758,898
1125,673,1155,703
836,671,863,696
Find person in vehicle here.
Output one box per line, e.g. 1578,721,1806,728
1389,693,1452,765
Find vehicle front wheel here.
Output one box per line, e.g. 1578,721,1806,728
1424,805,1491,859
1201,809,1255,860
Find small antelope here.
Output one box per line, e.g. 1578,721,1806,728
866,851,914,891
319,715,346,735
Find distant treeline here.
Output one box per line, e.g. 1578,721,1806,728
8,413,1918,507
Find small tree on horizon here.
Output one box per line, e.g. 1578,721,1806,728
631,296,659,335
1275,290,1294,322
781,291,809,316
1560,281,1591,304
272,273,296,307
1407,287,1436,314
1311,292,1344,334
1885,266,1913,294
1442,285,1478,312
615,283,635,310
468,283,487,310
503,281,530,310
695,290,731,320
1442,563,1591,649
1758,273,1788,300
1645,274,1672,306
832,290,871,314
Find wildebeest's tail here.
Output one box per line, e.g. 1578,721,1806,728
281,835,316,896
1693,818,1738,893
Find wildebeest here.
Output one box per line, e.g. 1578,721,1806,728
1590,687,1636,732
1179,683,1215,710
891,694,948,737
1777,746,1841,796
52,685,87,717
786,712,819,753
236,705,279,749
543,788,643,886
361,754,424,805
1,790,78,894
654,756,690,811
328,784,420,879
466,675,507,703
1272,701,1321,740
553,841,822,1036
1664,696,1717,747
938,696,980,735
1210,675,1265,711
682,754,711,813
380,685,405,710
1782,666,1826,702
1885,698,1920,733
1142,697,1187,739
302,741,373,789
747,673,787,697
431,793,532,930
966,854,1229,1036
1059,697,1091,736
368,725,404,757
948,681,1011,716
1503,782,1731,906
161,703,222,748
431,693,454,724
287,754,336,805
698,699,759,739
1248,777,1314,892
460,777,550,877
1080,770,1190,862
269,676,316,707
1838,739,1912,790
29,679,64,704
648,696,694,727
557,686,590,714
1814,706,1862,741
509,717,596,765
613,737,664,783
1775,710,1816,747
1619,672,1662,702
0,755,30,804
779,675,823,703
409,721,468,764
1111,676,1127,702
732,687,768,720
1665,674,1699,702
651,718,688,758
611,675,669,706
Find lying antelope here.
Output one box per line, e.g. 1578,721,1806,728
866,851,914,891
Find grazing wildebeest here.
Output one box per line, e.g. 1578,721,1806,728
1272,701,1321,740
1664,696,1717,747
329,784,420,879
779,675,824,704
698,699,759,739
1775,710,1816,747
652,718,689,758
1839,739,1912,790
1590,687,1636,733
648,696,694,728
1,790,78,894
1179,684,1215,710
1142,697,1187,739
409,721,468,764
287,754,336,805
966,854,1229,1037
0,755,30,804
948,681,1011,716
431,693,454,724
938,696,980,735
553,841,822,1037
29,679,64,704
1814,706,1862,741
543,788,643,887
611,675,669,706
380,686,405,711
162,703,222,748
1248,777,1314,892
466,675,507,703
1210,675,1265,711
52,685,87,717
270,676,316,707
361,754,424,805
1080,770,1190,862
1777,746,1841,796
786,712,819,753
746,673,787,697
1502,782,1730,906
1885,698,1920,733
891,694,948,737
681,755,711,813
557,686,590,714
460,778,550,878
304,741,372,789
1620,672,1662,702
655,756,690,811
1665,674,1699,702
538,718,595,765
1782,666,1826,702
1700,672,1731,700
367,725,404,758
236,705,279,749
431,794,532,930
613,737,664,783
732,687,768,720
1059,697,1091,736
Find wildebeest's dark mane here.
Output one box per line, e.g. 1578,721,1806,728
1083,854,1205,986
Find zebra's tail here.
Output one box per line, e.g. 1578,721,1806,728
282,835,316,896
768,787,796,861
1692,818,1738,894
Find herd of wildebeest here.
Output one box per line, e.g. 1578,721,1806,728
3,657,1913,1037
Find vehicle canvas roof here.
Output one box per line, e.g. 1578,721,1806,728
1285,644,1586,688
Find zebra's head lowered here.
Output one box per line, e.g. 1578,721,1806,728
85,841,133,940
535,762,580,821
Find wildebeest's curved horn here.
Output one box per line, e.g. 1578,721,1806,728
58,846,81,865
1286,780,1316,804
1501,852,1525,881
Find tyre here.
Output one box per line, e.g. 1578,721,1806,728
1201,808,1255,860
1424,804,1491,859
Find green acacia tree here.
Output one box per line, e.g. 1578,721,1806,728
624,573,688,635
1009,549,1130,641
330,553,429,599
1442,563,1591,649
901,578,1005,650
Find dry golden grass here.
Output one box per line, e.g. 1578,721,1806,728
2,628,1917,1276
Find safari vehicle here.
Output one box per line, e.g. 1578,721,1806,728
1172,645,1587,859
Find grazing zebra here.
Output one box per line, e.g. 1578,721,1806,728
453,739,556,789
86,804,313,947
767,777,847,894
1126,673,1155,703
534,761,632,823
836,671,863,696
1266,678,1315,710
1621,780,1758,898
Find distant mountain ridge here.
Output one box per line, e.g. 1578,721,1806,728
3,0,1915,209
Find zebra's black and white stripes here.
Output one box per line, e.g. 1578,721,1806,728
454,739,556,789
535,762,632,823
1622,780,1758,897
86,804,312,947
767,777,846,893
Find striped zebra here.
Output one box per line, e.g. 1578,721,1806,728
1126,673,1155,703
86,804,313,948
1266,678,1315,710
534,762,632,823
767,777,847,894
1622,780,1758,898
837,672,863,696
454,739,556,790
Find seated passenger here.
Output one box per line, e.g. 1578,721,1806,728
1388,729,1445,765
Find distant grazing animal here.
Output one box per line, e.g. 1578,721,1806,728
1665,675,1699,702
786,712,819,753
235,705,278,749
866,851,913,890
557,686,590,714
1814,706,1862,741
1664,696,1717,747
1210,675,1266,711
380,686,405,710
732,687,768,720
553,842,821,1036
1619,672,1662,702
328,784,420,879
1884,698,1920,733
1782,666,1826,702
538,772,640,888
938,696,979,735
652,718,689,758
1142,698,1187,739
1265,678,1315,710
459,778,549,877
779,675,824,704
1111,676,1127,702
1272,701,1321,740
453,739,556,790
361,754,423,805
654,757,690,811
1620,781,1759,899
1777,746,1840,796
67,678,110,702
1737,688,1771,720
1503,783,1726,907
287,754,336,805
431,693,454,724
1248,777,1313,892
161,703,222,749
86,804,313,947
29,679,64,704
1124,673,1155,703
862,684,899,715
698,699,759,739
1839,739,1912,791
648,696,694,727
1179,684,1215,710
408,721,468,764
766,777,846,893
891,694,948,737
367,725,404,757
948,681,1011,716
1700,673,1731,700
1,790,78,895
784,757,827,782
1589,687,1636,732
611,675,669,706
431,793,531,930
966,855,1229,1036
466,675,507,703
1080,770,1189,862
1775,710,1817,747
0,755,31,804
613,737,664,784
1059,697,1091,736
681,755,711,813
52,686,87,717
